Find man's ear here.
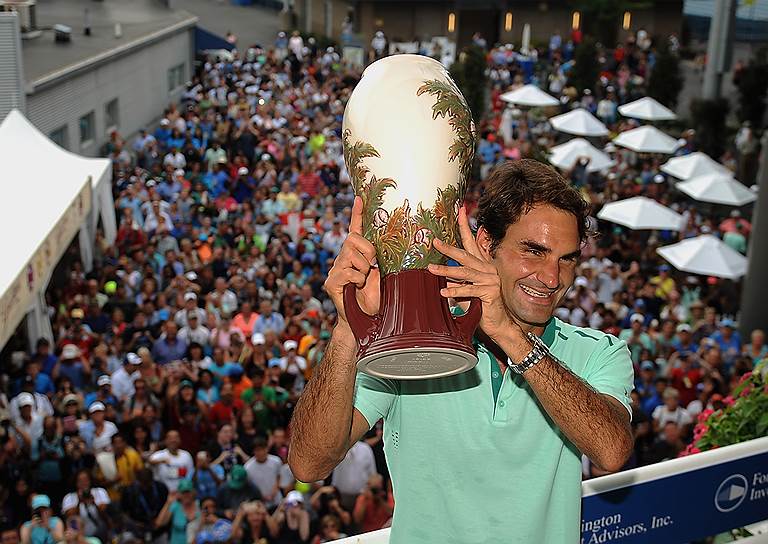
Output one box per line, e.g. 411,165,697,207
476,227,494,259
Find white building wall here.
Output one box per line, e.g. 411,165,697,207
0,12,26,120
26,27,193,155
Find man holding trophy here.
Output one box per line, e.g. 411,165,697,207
289,55,634,543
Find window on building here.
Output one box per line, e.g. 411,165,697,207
168,63,185,93
49,125,68,149
79,111,95,144
105,98,119,130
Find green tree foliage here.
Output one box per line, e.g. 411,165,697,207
690,98,729,159
567,37,599,93
450,45,486,123
648,42,683,108
734,59,768,128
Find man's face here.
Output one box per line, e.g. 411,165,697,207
1,529,19,544
480,205,580,328
166,431,180,451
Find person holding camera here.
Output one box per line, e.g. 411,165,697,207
20,495,63,544
308,486,351,534
271,491,309,544
231,501,278,544
60,470,112,543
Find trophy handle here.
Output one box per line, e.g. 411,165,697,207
453,298,482,343
343,283,379,347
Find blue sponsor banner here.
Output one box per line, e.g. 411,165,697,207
581,447,768,543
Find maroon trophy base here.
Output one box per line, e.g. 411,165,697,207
343,269,482,380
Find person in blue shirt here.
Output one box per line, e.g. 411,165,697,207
152,322,189,365
84,375,119,410
154,119,172,147
710,318,742,369
642,377,667,417
190,451,225,500
252,300,286,336
16,361,55,397
34,339,58,377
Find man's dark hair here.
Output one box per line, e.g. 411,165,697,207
253,436,268,450
476,159,591,253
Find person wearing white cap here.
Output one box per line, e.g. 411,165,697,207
175,292,206,328
9,377,54,425
84,375,118,410
110,352,142,403
78,401,118,454
619,313,654,365
9,392,44,448
53,344,90,390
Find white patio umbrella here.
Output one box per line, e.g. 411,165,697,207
676,173,757,206
549,138,615,172
657,235,748,280
613,125,680,154
660,152,731,180
597,196,685,231
618,97,677,121
500,84,559,107
549,108,609,137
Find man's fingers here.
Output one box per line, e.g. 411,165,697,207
439,284,493,300
432,239,486,268
349,196,364,236
458,206,481,257
344,233,377,265
428,263,490,283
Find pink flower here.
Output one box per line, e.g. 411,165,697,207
690,446,701,454
722,395,735,406
738,371,753,385
740,386,752,398
697,409,714,423
694,423,709,440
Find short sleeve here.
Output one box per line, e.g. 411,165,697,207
353,372,398,429
92,488,111,505
583,335,634,421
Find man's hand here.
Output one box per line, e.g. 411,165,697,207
324,196,380,341
428,206,516,343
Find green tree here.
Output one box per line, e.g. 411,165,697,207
450,45,486,123
734,59,768,128
648,42,683,108
567,37,599,93
690,98,729,159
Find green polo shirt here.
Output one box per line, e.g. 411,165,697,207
353,317,633,544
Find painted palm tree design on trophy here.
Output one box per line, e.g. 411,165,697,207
342,78,475,276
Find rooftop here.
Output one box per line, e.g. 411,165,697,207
22,0,196,90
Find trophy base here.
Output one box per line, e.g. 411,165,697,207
358,346,478,380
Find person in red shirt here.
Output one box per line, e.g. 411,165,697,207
667,351,702,407
297,162,322,198
209,383,243,428
353,474,392,533
232,301,258,339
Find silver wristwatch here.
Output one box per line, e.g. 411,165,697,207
506,332,549,374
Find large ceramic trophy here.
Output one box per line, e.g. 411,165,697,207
342,54,481,380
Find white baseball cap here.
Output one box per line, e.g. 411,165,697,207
97,375,111,387
61,494,79,513
251,333,266,345
61,344,80,360
630,313,645,324
283,340,298,351
184,292,198,302
17,392,34,408
238,166,249,176
89,401,106,414
126,352,142,365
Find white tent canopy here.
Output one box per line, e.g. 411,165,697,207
598,197,685,231
500,84,559,107
657,234,748,279
660,152,731,180
0,109,113,349
618,97,677,121
676,173,757,206
549,108,609,137
549,138,615,173
613,125,680,154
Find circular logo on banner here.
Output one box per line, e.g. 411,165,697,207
715,474,749,513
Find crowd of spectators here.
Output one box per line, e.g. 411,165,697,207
0,24,761,544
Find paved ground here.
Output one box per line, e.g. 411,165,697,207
180,0,282,48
